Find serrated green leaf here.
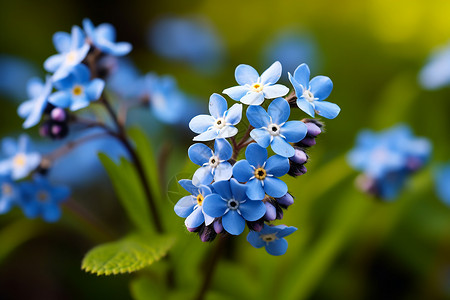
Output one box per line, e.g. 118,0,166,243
98,153,152,233
82,233,175,276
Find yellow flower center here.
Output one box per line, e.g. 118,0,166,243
2,183,13,196
13,154,26,167
196,194,204,206
261,233,277,243
72,85,83,96
252,83,264,93
254,167,267,180
66,51,77,63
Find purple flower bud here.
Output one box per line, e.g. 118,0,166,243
247,220,264,232
290,148,308,165
51,124,62,136
276,193,294,206
299,137,316,147
187,227,198,232
213,219,223,234
51,108,66,122
276,208,284,220
199,226,216,242
39,123,50,137
306,122,321,137
264,202,277,221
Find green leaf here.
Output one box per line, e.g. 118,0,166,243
82,233,175,276
98,153,152,233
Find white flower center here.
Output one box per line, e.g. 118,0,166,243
227,198,240,210
267,123,280,136
214,118,226,129
66,51,77,64
302,89,316,102
2,183,13,196
13,154,26,167
209,155,220,168
261,233,278,243
252,83,264,93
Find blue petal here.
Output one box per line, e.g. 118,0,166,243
229,178,247,201
189,115,215,133
214,162,232,182
18,99,35,119
188,143,212,166
235,64,259,86
82,18,95,38
277,226,298,238
260,61,282,85
313,101,340,119
239,199,266,221
72,64,91,83
26,77,44,98
263,84,289,99
296,97,315,117
85,78,105,101
96,23,116,42
101,42,132,56
240,91,264,105
246,179,265,200
223,85,249,101
202,194,227,217
271,136,295,158
265,238,288,256
293,63,310,89
193,129,219,141
280,121,308,143
53,32,72,53
44,54,64,72
192,166,214,186
42,205,62,223
247,231,265,248
209,93,228,119
179,179,198,195
265,155,290,177
70,97,90,111
245,144,267,168
216,126,238,139
263,177,288,198
215,138,232,161
224,103,242,125
48,91,71,108
222,210,245,235
250,129,271,148
246,105,270,129
232,160,254,183
71,26,85,49
310,75,333,100
212,180,232,199
185,207,205,228
2,138,17,156
268,97,290,124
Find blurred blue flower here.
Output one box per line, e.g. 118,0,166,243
0,175,20,214
20,176,70,222
233,143,290,200
0,54,40,101
189,93,242,141
174,179,214,229
419,43,450,90
44,26,90,80
106,58,144,99
434,163,450,206
202,179,266,235
289,63,340,119
247,97,307,157
223,61,289,106
247,224,297,256
188,139,233,186
0,135,41,180
83,18,132,56
49,64,104,111
17,76,53,129
148,16,225,72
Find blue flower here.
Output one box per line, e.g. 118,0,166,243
233,144,290,200
17,76,53,129
48,64,105,111
223,61,289,105
0,135,41,180
435,163,450,206
202,179,266,235
189,139,233,186
20,176,70,223
247,97,307,157
83,18,132,56
44,26,90,80
174,179,214,229
247,224,297,256
189,93,242,141
106,58,143,99
419,43,450,90
0,175,20,214
288,63,340,119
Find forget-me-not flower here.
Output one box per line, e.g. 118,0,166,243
20,176,70,223
0,175,20,214
288,63,340,119
189,93,242,141
202,179,266,235
49,64,105,111
0,135,41,180
17,76,53,129
247,97,307,157
233,144,290,200
188,138,232,186
434,163,450,206
223,61,289,105
44,26,90,80
83,18,132,56
247,224,297,256
174,179,214,229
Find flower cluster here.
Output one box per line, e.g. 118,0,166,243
175,61,340,255
347,125,432,200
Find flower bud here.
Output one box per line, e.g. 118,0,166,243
213,219,223,234
305,122,322,137
199,226,217,242
247,219,264,232
298,137,316,147
39,123,50,137
276,193,294,206
51,108,66,122
290,148,308,165
264,202,277,221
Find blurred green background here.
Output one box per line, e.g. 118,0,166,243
1,0,450,299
